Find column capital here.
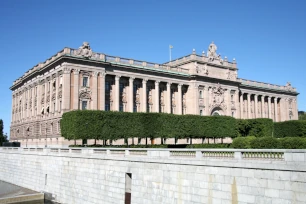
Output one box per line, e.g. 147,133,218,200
63,67,71,74
247,93,251,98
129,77,135,82
99,71,106,77
142,78,148,83
92,71,99,77
73,69,80,75
166,82,171,87
155,80,160,85
178,83,183,88
115,75,121,80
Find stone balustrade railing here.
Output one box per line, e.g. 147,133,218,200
164,54,237,69
1,147,306,162
238,78,297,92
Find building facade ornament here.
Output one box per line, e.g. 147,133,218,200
79,87,91,100
74,42,93,58
207,42,223,64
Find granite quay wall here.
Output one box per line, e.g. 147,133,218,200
0,147,306,204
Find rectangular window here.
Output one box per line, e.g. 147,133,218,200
105,103,110,111
82,101,88,110
105,81,110,91
83,77,89,87
60,101,62,111
53,103,55,112
125,173,132,204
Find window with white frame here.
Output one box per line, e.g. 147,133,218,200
82,101,88,110
83,77,89,87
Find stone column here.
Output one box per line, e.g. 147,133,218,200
268,97,272,119
99,71,105,110
128,77,134,112
142,79,147,112
92,72,98,110
73,69,80,110
194,83,199,115
254,94,258,118
274,97,278,122
114,75,120,111
62,67,71,112
261,96,264,118
54,74,59,115
154,81,160,112
166,82,171,113
293,98,298,120
279,98,283,121
247,93,251,119
177,84,182,115
240,92,243,119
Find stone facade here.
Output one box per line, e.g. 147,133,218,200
9,42,298,147
1,147,306,204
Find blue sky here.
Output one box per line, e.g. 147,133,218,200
0,0,305,137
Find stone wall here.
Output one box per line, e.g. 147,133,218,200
0,148,306,204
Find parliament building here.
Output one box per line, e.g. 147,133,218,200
10,42,299,147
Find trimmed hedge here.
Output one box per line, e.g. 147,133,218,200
69,144,231,148
237,118,273,137
61,110,238,141
274,120,306,138
231,136,306,149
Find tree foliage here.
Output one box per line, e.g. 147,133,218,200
0,119,8,146
274,120,306,138
236,118,273,137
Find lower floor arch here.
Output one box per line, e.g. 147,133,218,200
211,107,224,116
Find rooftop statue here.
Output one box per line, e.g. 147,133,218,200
207,42,223,64
74,42,93,58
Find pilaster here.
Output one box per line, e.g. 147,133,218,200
268,97,272,119
92,72,98,110
114,75,120,111
166,82,171,113
62,66,71,112
128,77,134,112
254,94,258,118
261,95,265,118
247,93,251,119
73,69,80,110
99,72,105,110
154,81,160,112
142,79,147,112
274,97,278,122
240,92,243,119
177,84,182,115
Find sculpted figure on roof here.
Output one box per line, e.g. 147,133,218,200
75,42,93,58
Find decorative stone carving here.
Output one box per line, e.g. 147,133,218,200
63,67,71,74
122,87,127,103
209,84,227,111
74,42,93,58
160,89,165,106
285,82,294,92
41,93,45,104
79,87,91,100
226,69,237,80
135,89,140,104
58,90,62,99
207,42,223,64
52,93,56,101
148,89,153,105
171,92,176,107
194,62,209,75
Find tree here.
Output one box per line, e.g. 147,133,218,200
299,113,306,120
0,119,8,146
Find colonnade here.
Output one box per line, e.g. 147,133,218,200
239,92,296,122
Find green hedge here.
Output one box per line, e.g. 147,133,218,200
274,120,306,138
61,110,238,141
237,118,273,137
231,136,306,149
69,144,231,148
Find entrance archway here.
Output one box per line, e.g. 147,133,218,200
211,107,224,116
